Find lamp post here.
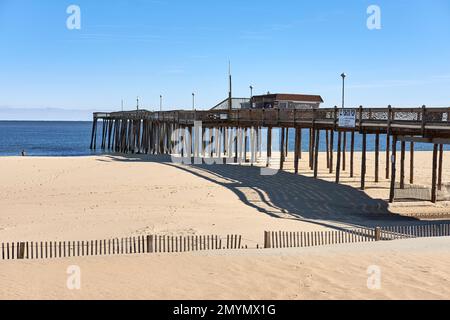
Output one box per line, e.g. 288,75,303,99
249,85,253,109
192,93,195,110
160,95,163,112
341,73,346,108
136,96,140,111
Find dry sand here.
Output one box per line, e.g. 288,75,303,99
0,153,449,300
1,237,450,300
0,152,448,243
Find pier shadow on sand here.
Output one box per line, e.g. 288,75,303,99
99,154,449,230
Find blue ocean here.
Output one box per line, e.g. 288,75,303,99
0,121,445,157
0,121,99,156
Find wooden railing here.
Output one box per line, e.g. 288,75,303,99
94,107,450,133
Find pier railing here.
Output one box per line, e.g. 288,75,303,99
94,107,450,135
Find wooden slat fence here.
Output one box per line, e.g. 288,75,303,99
0,234,243,261
264,223,450,249
380,223,450,240
263,228,375,249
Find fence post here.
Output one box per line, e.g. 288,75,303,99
18,242,26,259
264,231,271,249
375,227,381,241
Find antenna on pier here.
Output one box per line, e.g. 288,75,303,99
228,60,232,111
136,96,140,111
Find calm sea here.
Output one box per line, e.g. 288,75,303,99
0,121,445,157
0,121,98,156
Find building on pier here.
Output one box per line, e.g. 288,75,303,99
210,93,324,111
251,93,323,110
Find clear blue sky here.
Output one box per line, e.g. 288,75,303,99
0,0,449,116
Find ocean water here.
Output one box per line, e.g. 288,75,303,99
0,121,446,157
0,121,98,156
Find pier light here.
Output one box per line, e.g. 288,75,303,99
192,93,195,110
160,95,163,112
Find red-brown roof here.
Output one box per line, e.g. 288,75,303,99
253,93,324,103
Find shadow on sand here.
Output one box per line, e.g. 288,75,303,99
98,154,449,230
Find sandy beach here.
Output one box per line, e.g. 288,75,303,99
1,238,450,300
0,152,449,299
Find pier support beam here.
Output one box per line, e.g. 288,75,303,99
389,136,397,203
438,144,444,191
235,128,240,163
314,129,320,178
410,142,414,184
375,133,380,182
326,130,330,169
350,131,355,178
280,127,285,171
267,127,272,167
285,128,289,157
329,130,334,174
90,118,98,150
361,132,367,190
294,127,301,174
335,131,342,183
250,127,256,165
309,129,313,170
299,128,302,160
431,144,438,203
386,134,391,179
400,141,406,189
244,128,248,162
343,132,347,171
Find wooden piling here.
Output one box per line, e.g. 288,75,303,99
410,142,414,184
432,144,438,203
329,130,334,174
314,129,320,178
375,133,380,182
350,131,355,178
294,127,301,174
361,132,367,190
386,134,390,180
335,131,342,184
325,130,330,169
343,132,347,171
389,136,398,203
280,127,285,171
267,127,272,167
438,144,444,191
400,140,406,189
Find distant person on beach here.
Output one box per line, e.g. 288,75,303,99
21,150,26,156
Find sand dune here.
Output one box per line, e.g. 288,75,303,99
1,237,450,300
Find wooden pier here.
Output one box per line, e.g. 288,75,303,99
91,106,450,204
